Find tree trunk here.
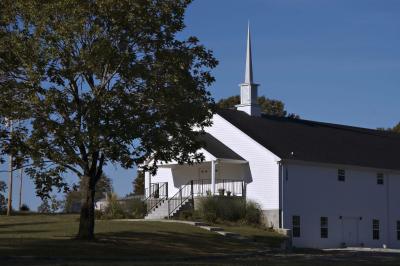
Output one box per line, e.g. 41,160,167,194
78,175,96,240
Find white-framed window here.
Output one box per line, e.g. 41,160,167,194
338,169,345,182
373,219,380,240
320,217,328,238
377,173,384,185
292,215,300,238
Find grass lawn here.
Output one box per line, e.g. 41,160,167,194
218,223,286,246
0,214,399,266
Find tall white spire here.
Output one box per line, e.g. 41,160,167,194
245,22,253,84
236,22,261,117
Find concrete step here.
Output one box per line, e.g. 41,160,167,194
193,222,210,227
216,231,241,237
199,226,224,232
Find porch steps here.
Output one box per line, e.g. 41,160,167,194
144,199,168,219
145,199,192,220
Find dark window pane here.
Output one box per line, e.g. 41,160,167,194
377,173,384,185
321,217,328,227
338,169,345,181
293,215,300,226
397,221,400,240
293,227,300,237
373,219,380,240
321,228,328,238
373,230,380,240
292,216,300,238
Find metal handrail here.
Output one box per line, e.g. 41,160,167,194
146,182,168,214
167,181,193,218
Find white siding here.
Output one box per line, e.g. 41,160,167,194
283,162,400,249
146,113,282,212
206,114,281,211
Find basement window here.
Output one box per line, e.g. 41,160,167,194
292,215,300,238
377,173,384,185
338,169,345,182
320,217,328,238
373,219,380,240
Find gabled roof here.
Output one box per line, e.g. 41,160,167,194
199,133,244,161
217,109,400,171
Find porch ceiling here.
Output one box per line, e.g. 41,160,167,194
198,133,245,161
157,133,247,168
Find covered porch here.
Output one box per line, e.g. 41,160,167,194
144,133,250,218
146,133,250,198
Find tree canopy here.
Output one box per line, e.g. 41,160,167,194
133,171,145,196
217,95,299,118
0,0,217,239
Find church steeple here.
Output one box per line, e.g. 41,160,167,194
245,23,253,84
236,22,261,117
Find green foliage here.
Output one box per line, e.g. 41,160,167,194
63,191,81,213
19,204,30,212
64,174,113,213
0,0,217,238
100,193,126,219
244,201,263,225
197,197,262,225
133,171,145,195
125,198,146,219
377,122,400,133
98,194,146,219
392,122,400,133
37,199,51,213
38,196,62,213
217,95,299,118
0,181,6,213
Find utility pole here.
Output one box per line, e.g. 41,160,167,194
6,119,13,216
19,167,23,210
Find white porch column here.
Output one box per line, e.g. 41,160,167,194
145,171,151,197
211,160,216,195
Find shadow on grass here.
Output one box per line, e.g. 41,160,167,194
0,229,49,235
0,222,56,228
0,230,257,259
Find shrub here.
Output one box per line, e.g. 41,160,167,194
95,209,103,220
179,210,194,220
125,198,146,219
20,204,30,211
197,196,262,225
100,193,126,219
245,200,262,225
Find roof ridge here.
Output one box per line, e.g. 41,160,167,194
218,108,400,139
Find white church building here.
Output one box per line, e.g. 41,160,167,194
144,26,400,249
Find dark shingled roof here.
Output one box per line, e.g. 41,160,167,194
217,109,400,171
199,133,244,161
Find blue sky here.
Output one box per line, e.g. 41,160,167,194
1,0,399,210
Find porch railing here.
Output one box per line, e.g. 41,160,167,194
167,181,193,218
192,179,245,197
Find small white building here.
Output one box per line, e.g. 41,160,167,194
144,25,400,249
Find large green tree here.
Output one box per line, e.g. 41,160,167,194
64,174,113,213
132,171,144,195
217,95,299,118
0,181,6,213
0,0,217,239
